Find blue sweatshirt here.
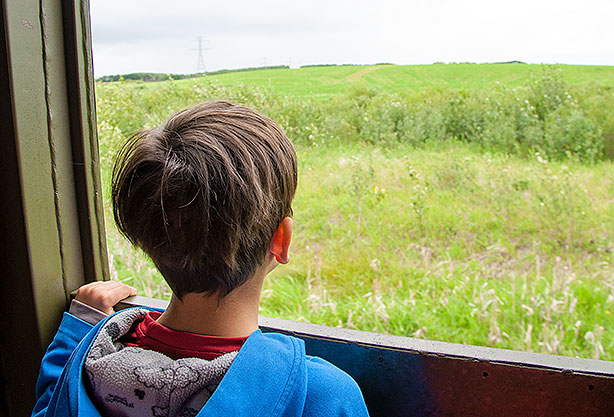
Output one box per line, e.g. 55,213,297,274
32,309,370,416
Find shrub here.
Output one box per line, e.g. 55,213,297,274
542,108,603,162
96,70,611,162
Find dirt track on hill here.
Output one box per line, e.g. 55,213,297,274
344,66,380,82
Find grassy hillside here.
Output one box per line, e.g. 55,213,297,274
183,63,614,97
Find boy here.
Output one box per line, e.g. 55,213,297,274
33,101,369,416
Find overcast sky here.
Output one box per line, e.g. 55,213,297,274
90,0,614,76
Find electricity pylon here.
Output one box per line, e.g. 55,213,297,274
196,37,207,74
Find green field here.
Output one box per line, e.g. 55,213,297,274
188,63,614,97
97,63,614,360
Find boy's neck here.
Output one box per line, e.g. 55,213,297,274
155,267,267,338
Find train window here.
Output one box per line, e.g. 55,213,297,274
90,0,614,362
2,1,613,415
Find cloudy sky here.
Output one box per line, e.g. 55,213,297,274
90,0,614,76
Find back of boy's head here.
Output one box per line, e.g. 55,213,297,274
112,101,297,299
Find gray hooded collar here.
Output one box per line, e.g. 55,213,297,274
84,308,237,417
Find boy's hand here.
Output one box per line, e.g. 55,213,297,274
75,281,137,315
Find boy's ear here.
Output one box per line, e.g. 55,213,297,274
270,217,293,264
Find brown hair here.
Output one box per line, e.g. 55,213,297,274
111,101,297,298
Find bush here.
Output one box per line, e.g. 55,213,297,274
542,109,603,162
96,70,611,162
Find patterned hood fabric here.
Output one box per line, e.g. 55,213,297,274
84,309,237,417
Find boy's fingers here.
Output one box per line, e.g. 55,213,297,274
100,282,137,302
75,281,137,315
111,284,138,300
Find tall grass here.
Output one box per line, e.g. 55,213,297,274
96,68,614,360
261,144,613,359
